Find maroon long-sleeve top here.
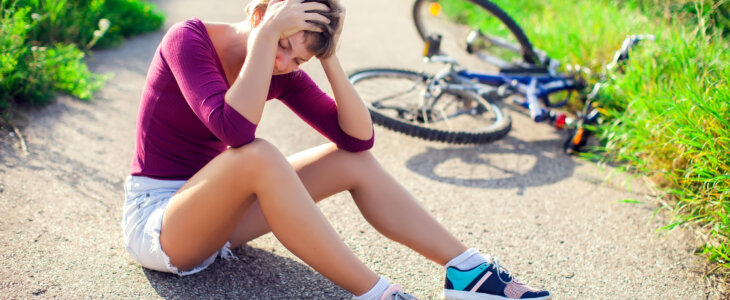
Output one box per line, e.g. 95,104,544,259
130,18,374,180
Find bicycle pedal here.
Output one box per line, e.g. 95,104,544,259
424,34,442,57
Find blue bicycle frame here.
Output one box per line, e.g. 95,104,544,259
439,34,655,123
455,70,579,122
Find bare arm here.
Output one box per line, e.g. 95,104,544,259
321,55,373,140
320,4,373,140
224,0,330,124
224,28,277,125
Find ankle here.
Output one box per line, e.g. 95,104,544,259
444,248,488,271
353,276,390,300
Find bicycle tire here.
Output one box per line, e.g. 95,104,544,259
349,68,511,144
412,0,541,70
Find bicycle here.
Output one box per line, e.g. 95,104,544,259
348,0,653,152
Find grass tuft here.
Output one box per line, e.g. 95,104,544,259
439,0,730,284
1,0,164,113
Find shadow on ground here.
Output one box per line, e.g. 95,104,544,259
145,245,349,299
405,136,576,193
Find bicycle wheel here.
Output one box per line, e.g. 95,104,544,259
349,68,511,144
413,0,543,72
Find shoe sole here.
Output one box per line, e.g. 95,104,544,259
442,289,552,300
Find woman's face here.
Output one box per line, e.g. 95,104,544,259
273,31,315,75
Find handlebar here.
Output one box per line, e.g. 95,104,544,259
424,55,458,64
607,34,655,70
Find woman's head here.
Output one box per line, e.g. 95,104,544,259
246,0,342,59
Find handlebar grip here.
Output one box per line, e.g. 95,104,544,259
609,34,656,68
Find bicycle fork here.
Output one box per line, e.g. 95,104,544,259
507,78,549,122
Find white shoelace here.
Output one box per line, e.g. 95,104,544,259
384,291,418,300
486,255,516,285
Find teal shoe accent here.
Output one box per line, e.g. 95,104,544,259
445,263,490,291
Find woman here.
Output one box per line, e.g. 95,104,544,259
122,0,551,299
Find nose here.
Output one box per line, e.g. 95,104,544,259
274,53,295,74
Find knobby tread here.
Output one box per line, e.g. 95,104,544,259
349,68,512,145
412,0,541,64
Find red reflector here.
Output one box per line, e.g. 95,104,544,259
555,113,567,129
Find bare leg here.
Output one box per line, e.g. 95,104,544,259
160,139,378,295
230,143,467,266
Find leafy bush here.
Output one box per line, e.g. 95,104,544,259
6,0,164,49
1,3,97,110
0,0,164,113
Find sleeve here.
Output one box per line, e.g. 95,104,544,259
159,20,257,148
276,71,374,152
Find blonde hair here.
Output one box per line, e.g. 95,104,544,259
245,0,342,59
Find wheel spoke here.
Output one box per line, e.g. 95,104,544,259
349,68,512,144
370,80,423,106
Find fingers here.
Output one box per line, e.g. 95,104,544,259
264,0,339,37
268,0,286,8
304,11,331,25
299,1,330,13
302,21,324,33
298,2,332,34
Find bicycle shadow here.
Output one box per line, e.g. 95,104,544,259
144,245,349,299
405,135,576,194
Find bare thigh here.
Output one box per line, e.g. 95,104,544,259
160,139,297,270
229,143,374,247
228,142,467,266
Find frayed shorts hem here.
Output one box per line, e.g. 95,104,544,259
122,175,238,276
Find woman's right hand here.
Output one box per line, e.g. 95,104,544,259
259,0,331,39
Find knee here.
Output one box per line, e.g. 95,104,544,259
347,149,378,169
334,148,382,182
225,138,289,174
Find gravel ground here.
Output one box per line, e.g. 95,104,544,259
0,0,725,299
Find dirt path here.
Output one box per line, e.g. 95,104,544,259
0,0,722,298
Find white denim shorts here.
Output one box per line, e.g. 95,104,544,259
122,175,237,276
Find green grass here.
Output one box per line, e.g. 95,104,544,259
1,0,164,115
602,24,729,280
439,0,730,284
1,3,105,111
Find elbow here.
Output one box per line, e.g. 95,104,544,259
219,119,257,148
339,134,374,152
213,104,259,147
350,144,374,153
227,133,256,149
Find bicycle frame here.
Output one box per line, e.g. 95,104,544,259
426,60,581,122
457,70,577,106
424,33,654,124
461,70,578,118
